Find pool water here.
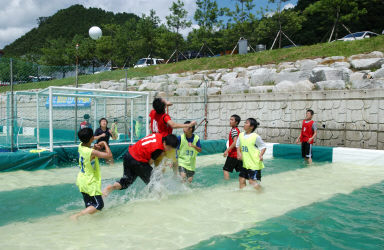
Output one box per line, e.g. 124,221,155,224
0,154,383,249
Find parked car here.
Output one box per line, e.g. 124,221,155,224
134,58,164,68
337,31,379,41
28,76,53,82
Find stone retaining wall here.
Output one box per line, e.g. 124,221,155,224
166,89,384,150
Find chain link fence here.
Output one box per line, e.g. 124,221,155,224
0,57,110,87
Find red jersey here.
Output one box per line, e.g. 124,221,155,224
228,127,240,158
300,120,315,144
149,109,173,138
129,133,164,162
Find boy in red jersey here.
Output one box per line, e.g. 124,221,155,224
102,133,179,196
150,98,196,137
150,97,197,172
296,109,317,164
223,114,243,180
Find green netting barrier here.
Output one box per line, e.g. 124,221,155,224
0,150,57,172
54,143,130,164
200,139,226,156
0,139,228,172
273,144,333,162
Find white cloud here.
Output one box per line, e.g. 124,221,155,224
264,2,296,17
180,24,200,38
283,3,295,10
0,0,198,49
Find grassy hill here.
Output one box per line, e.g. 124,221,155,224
1,35,384,93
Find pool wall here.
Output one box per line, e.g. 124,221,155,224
1,140,382,172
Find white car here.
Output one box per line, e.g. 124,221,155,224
337,31,379,41
134,58,164,68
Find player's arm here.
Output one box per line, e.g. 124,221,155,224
190,141,202,153
224,135,238,157
296,130,302,144
256,136,267,161
162,99,173,107
94,132,106,140
309,123,317,143
91,141,112,160
167,119,197,129
236,139,242,160
150,149,165,166
109,129,118,140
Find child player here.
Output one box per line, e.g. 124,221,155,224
102,133,179,196
236,118,266,190
71,128,112,220
223,115,242,180
177,121,202,183
296,109,317,164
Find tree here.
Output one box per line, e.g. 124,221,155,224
304,0,367,42
268,0,291,48
166,0,192,61
194,0,222,31
40,39,71,66
255,9,305,48
137,9,161,57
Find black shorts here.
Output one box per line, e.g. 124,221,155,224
81,192,104,210
178,166,195,178
239,167,262,181
117,151,153,190
301,142,313,158
223,156,243,173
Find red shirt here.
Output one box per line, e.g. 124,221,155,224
149,109,173,137
129,133,164,162
228,127,240,158
300,120,315,144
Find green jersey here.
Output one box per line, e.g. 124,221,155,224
238,132,264,170
177,134,200,171
76,144,101,196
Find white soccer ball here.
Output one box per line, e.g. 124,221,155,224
89,26,102,40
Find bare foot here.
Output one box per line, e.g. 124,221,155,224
102,185,113,198
70,214,79,221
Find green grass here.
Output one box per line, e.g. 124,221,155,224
1,36,384,93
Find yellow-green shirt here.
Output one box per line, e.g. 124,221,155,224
76,144,101,196
238,132,265,170
177,134,200,171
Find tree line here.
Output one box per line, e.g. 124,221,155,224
2,0,383,68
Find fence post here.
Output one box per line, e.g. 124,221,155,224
10,58,14,152
204,78,208,140
125,70,128,142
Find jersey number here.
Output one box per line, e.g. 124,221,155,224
80,156,85,173
185,150,194,156
141,134,157,146
242,146,249,152
152,120,159,133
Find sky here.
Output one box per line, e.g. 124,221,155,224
0,0,297,49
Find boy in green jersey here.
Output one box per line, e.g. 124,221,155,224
71,128,112,220
236,118,266,190
177,121,202,183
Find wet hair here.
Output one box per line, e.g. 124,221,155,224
307,109,314,116
184,121,195,133
231,114,241,125
78,128,93,144
153,98,166,114
99,118,108,125
162,134,179,148
247,118,260,132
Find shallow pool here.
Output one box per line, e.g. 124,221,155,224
0,154,383,249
